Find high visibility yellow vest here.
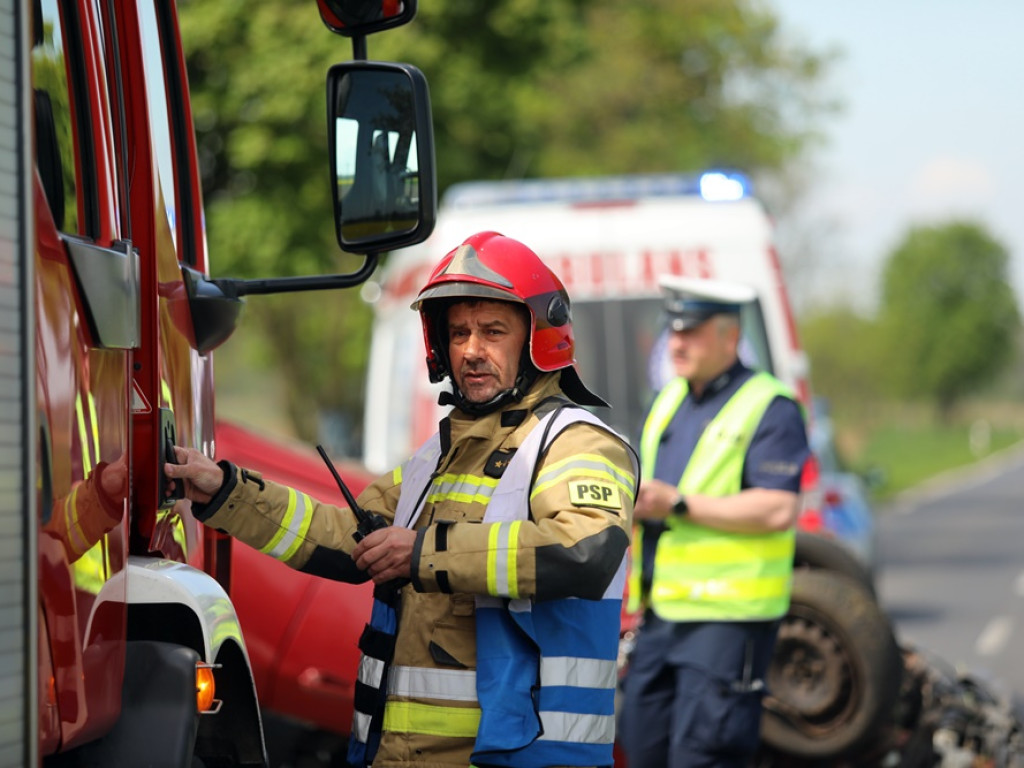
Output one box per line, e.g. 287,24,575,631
629,372,797,621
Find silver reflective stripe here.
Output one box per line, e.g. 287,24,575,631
493,521,517,597
264,490,311,559
357,654,387,689
352,710,372,742
534,455,637,496
394,433,441,529
428,473,498,504
538,710,616,745
540,656,617,690
387,665,478,702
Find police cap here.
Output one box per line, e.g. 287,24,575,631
659,275,757,331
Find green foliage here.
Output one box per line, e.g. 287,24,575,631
877,221,1021,417
854,419,1024,500
179,0,837,441
800,307,885,415
372,0,838,188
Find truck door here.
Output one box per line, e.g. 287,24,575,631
109,0,213,561
32,0,134,751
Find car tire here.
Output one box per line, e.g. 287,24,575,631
760,569,903,761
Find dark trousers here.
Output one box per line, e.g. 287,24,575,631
619,615,779,768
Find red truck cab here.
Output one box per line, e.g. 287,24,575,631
4,1,434,764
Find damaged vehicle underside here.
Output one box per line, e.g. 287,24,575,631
756,534,1024,767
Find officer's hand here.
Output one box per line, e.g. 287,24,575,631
163,446,225,504
634,478,679,521
352,526,415,584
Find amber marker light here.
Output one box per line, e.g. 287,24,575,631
196,662,221,713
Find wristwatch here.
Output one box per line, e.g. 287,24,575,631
672,494,689,517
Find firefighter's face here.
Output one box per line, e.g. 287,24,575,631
667,314,740,392
447,300,528,403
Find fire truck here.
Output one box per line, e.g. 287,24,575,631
0,0,434,764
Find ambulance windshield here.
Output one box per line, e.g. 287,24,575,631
571,298,774,445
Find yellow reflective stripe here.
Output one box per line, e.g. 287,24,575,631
393,465,402,485
486,521,521,598
426,472,498,505
85,393,99,466
260,489,313,561
387,666,477,702
75,393,95,476
657,532,794,565
71,543,106,593
161,379,173,408
651,574,791,603
64,485,90,557
171,514,186,550
530,454,635,501
382,701,481,738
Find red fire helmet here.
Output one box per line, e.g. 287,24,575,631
411,231,606,407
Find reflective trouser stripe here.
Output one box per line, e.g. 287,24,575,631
538,710,615,745
387,666,478,702
383,701,482,738
540,656,617,690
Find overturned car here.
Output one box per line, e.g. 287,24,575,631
758,533,1024,767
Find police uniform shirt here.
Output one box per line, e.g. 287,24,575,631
641,359,809,589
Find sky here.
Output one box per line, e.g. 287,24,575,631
769,1,1024,313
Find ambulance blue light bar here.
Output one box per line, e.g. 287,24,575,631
698,171,749,202
443,170,753,209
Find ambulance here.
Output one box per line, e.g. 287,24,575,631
363,170,812,472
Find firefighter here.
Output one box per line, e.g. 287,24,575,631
166,231,638,768
619,276,810,768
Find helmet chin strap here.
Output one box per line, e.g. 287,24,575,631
440,356,540,417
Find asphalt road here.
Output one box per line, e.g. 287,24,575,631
876,442,1024,714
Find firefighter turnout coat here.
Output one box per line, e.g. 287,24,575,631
194,373,637,768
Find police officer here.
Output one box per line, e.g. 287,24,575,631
620,275,809,768
166,231,638,768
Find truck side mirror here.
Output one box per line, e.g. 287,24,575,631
327,61,436,255
316,0,417,37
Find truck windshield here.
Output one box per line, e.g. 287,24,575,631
571,297,774,445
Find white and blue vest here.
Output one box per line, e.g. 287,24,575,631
351,405,635,768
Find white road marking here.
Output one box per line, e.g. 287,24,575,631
975,615,1013,657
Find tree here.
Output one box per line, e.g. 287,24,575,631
800,306,886,416
178,0,837,443
372,0,839,189
878,221,1021,418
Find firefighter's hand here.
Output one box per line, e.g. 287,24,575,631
634,478,679,521
352,526,415,585
99,453,129,499
163,446,225,504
